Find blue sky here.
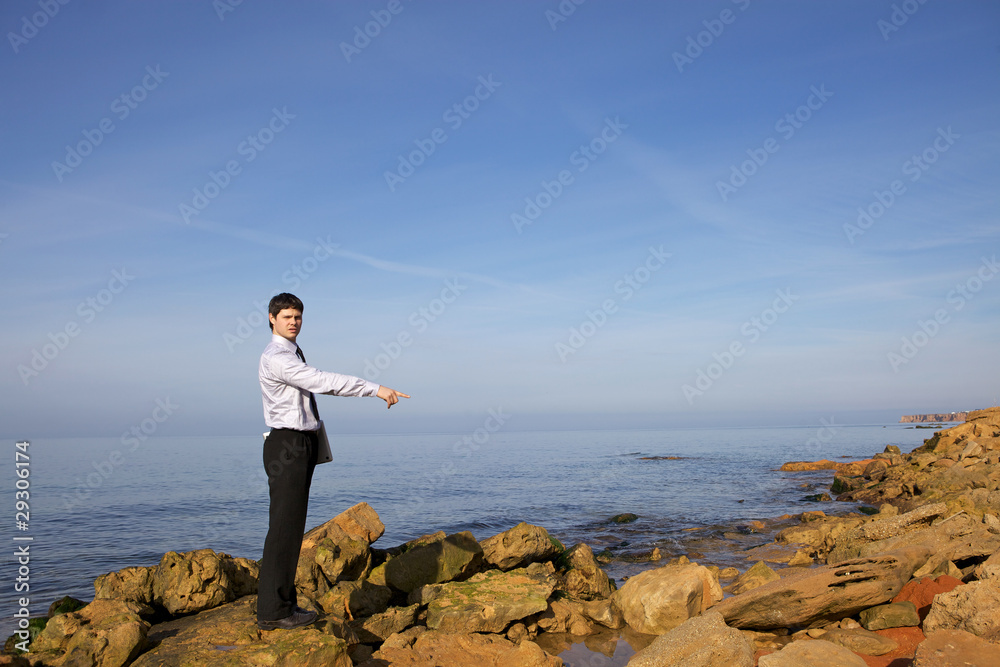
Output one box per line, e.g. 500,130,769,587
2,0,998,437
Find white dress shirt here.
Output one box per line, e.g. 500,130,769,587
259,334,381,431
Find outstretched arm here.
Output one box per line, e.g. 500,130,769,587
376,386,410,409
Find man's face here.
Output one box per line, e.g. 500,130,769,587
270,308,302,342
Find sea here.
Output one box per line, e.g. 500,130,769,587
2,423,936,664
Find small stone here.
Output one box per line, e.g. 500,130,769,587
610,513,638,524
859,600,920,630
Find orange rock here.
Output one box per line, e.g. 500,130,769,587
892,575,964,621
779,460,839,471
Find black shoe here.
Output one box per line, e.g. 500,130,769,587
257,609,318,630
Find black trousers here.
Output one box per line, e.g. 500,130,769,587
257,428,318,622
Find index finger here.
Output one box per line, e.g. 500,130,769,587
396,392,411,398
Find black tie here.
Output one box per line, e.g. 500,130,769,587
295,347,321,422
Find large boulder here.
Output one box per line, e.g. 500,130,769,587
425,563,555,633
480,522,561,570
296,503,385,602
384,531,484,593
95,549,259,616
556,543,614,600
151,549,258,615
923,579,1000,642
713,548,928,629
130,595,353,667
626,610,754,667
26,599,149,667
757,639,868,666
94,566,155,606
361,630,563,667
611,563,718,635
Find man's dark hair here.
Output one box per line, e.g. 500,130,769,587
268,293,304,330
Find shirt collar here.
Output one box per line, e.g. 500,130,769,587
271,333,299,353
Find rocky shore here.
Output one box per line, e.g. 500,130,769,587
5,407,1000,667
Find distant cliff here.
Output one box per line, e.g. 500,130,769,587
900,412,968,423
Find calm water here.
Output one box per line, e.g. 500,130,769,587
1,423,933,662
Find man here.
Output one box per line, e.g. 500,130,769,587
257,292,408,630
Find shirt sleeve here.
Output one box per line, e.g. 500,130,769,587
267,351,380,398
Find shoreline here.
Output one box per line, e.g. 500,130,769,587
7,413,999,665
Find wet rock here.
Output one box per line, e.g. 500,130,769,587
713,548,928,629
384,531,484,593
610,513,639,524
535,599,593,636
480,522,561,571
47,597,86,618
556,543,613,601
626,610,753,667
912,628,1000,667
802,493,832,502
425,563,554,633
858,600,919,630
27,599,149,667
611,563,716,635
577,597,625,629
757,639,868,666
923,578,1000,642
361,630,563,667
